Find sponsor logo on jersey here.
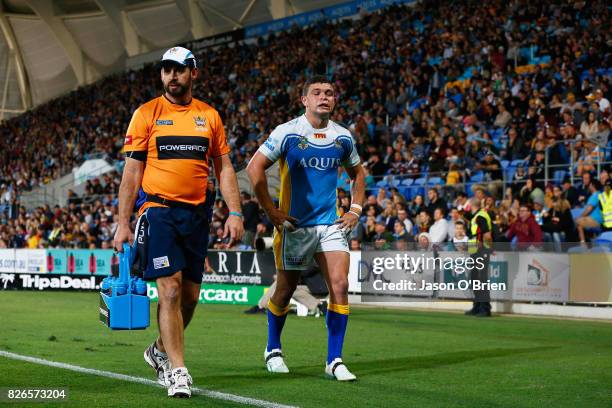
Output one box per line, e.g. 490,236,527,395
124,135,133,145
298,157,341,170
264,138,275,151
314,133,326,139
156,119,174,126
156,136,209,160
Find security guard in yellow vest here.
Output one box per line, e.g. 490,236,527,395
599,180,612,231
465,198,493,317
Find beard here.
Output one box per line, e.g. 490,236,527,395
164,80,189,98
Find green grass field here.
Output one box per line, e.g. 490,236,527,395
1,292,612,407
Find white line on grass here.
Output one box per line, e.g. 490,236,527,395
0,350,298,408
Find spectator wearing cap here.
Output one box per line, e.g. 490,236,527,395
417,232,432,251
575,179,603,243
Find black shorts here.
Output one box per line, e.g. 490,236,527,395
138,206,209,283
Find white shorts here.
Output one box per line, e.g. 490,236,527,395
273,224,350,271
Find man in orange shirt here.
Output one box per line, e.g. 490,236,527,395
114,46,243,398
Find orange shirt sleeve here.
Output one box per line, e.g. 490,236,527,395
209,110,230,158
124,108,149,157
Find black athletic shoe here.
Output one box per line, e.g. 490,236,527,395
244,306,265,314
318,301,328,317
464,303,479,315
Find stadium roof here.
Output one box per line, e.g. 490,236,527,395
0,0,342,119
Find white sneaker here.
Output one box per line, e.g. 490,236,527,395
264,348,289,373
143,342,172,386
167,367,192,398
325,358,356,381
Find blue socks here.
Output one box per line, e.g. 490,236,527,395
326,304,349,364
266,300,290,352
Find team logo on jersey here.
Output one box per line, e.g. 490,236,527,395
334,139,343,149
194,115,207,131
298,137,309,150
314,133,326,139
156,119,173,126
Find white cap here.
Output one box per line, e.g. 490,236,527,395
160,46,197,68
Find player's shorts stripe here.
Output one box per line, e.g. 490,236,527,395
273,230,282,271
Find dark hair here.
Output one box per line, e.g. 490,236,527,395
302,75,334,96
591,179,602,190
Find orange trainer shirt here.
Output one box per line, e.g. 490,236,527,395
123,95,230,212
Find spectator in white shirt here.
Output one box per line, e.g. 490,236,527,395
452,220,469,251
396,208,414,235
429,207,449,243
594,89,610,114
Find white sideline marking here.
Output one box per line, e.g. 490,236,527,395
0,350,298,408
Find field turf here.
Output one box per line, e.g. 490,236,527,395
0,292,611,407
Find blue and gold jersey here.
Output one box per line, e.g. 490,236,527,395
258,115,361,227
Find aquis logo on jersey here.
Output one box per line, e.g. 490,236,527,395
299,157,341,171
194,115,207,131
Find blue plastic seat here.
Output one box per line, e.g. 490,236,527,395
470,172,484,182
553,170,566,185
400,178,414,186
571,208,584,220
595,231,612,242
428,177,443,186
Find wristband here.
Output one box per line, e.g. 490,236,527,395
229,211,243,218
348,210,361,218
350,203,363,212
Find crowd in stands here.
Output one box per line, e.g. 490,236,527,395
0,0,610,250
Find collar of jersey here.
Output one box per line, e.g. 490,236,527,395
162,94,193,108
301,114,330,132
